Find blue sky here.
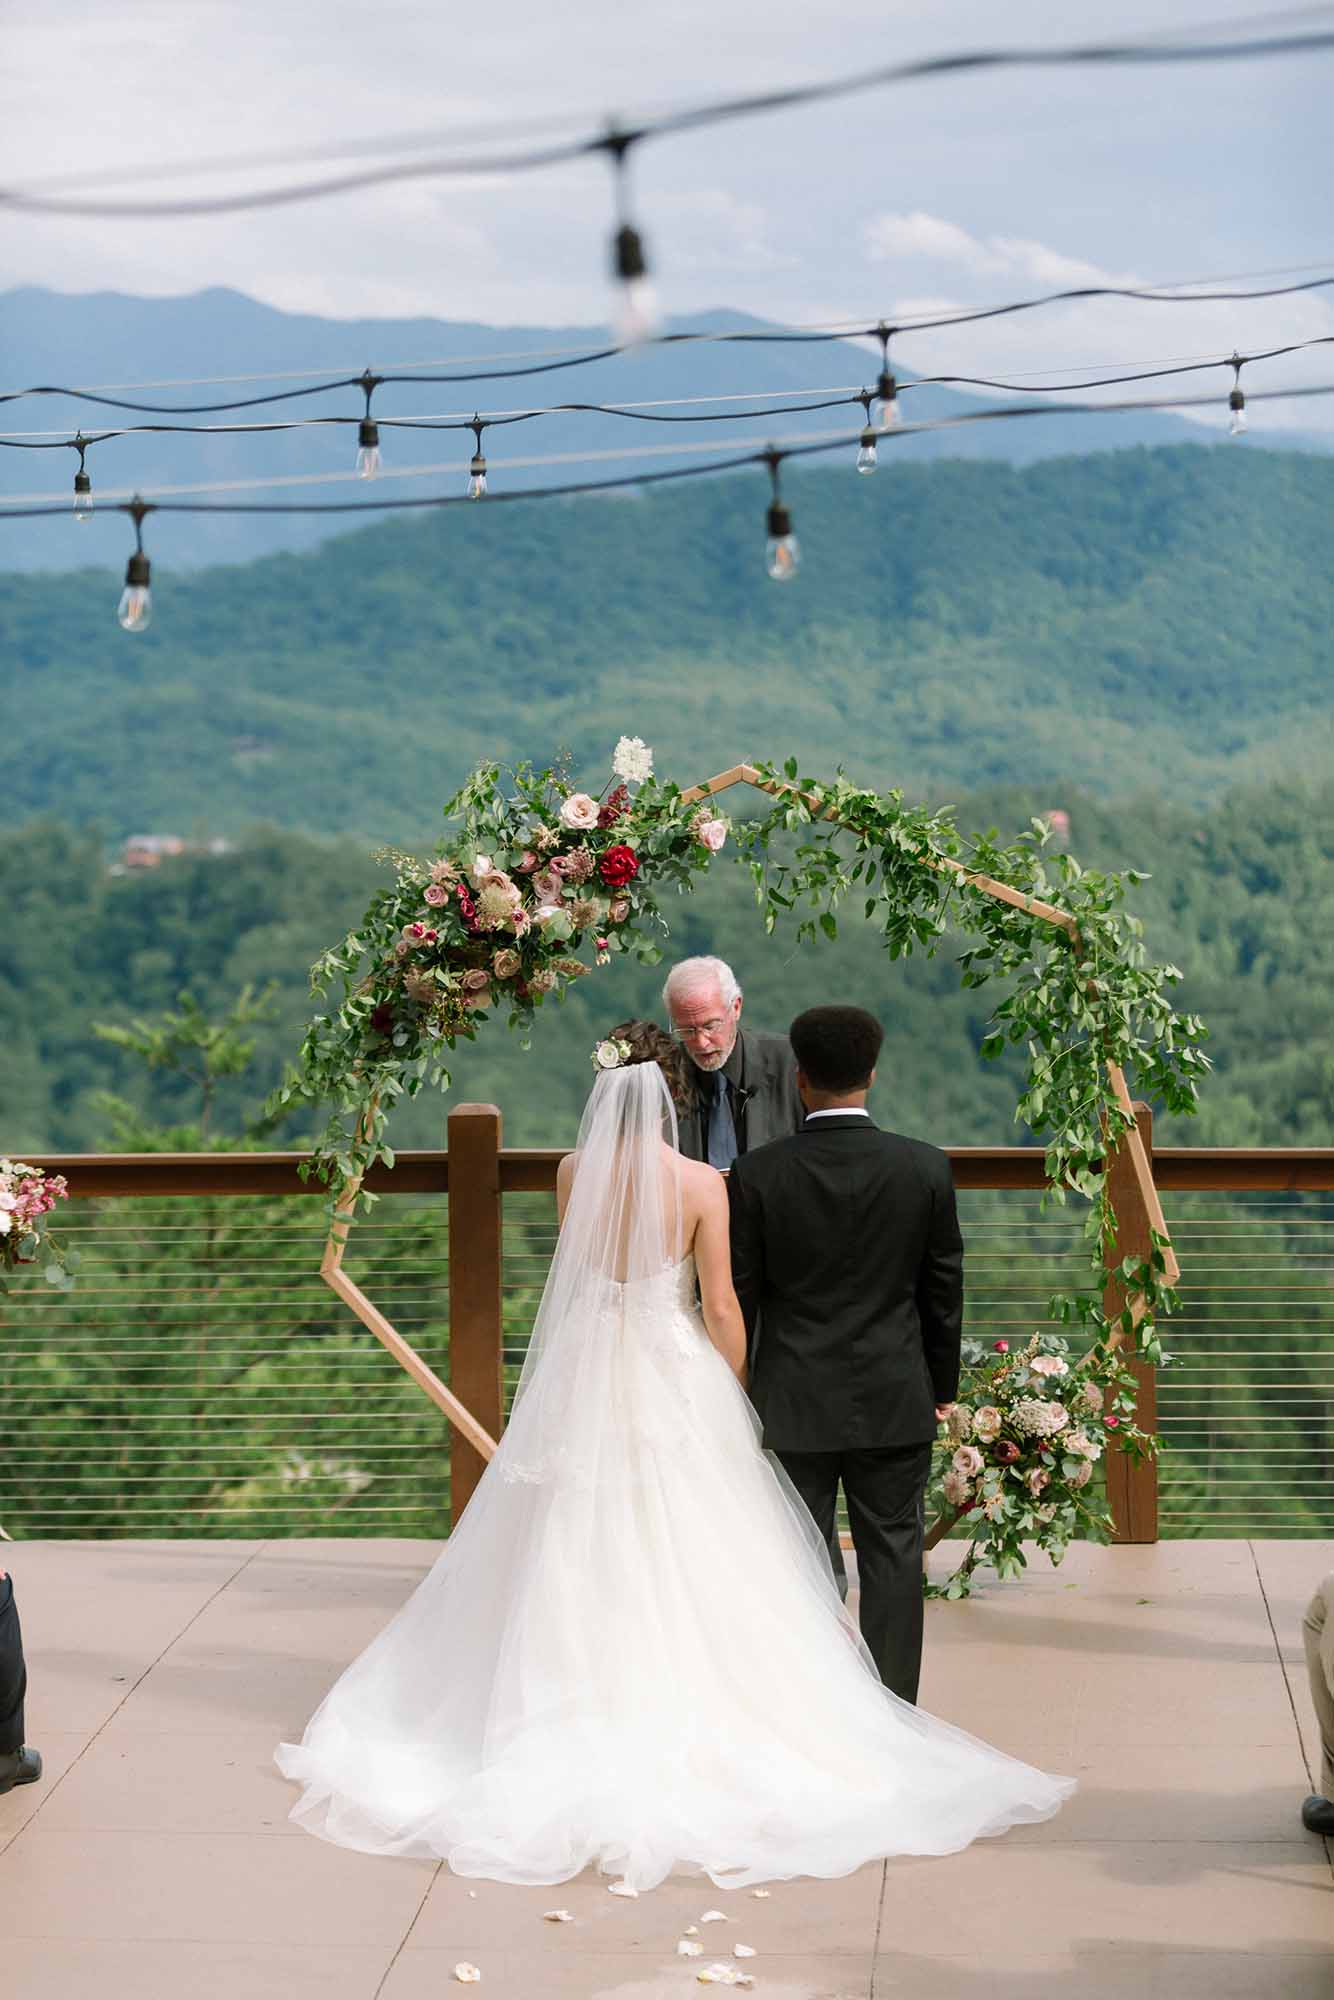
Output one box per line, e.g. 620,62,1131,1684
2,1,1332,428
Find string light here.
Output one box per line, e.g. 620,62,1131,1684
1228,352,1249,436
117,498,153,633
763,450,800,583
875,324,900,428
855,392,878,474
71,432,93,521
355,370,382,478
467,416,488,498
602,127,660,348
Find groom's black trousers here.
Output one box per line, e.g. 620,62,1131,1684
776,1443,932,1705
0,1573,28,1756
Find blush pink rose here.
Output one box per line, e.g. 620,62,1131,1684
532,869,563,905
558,792,600,831
422,882,449,906
951,1444,984,1478
696,817,728,852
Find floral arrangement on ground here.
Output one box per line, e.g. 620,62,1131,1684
926,1327,1152,1598
0,1159,74,1290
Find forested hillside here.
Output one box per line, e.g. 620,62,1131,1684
3,446,1333,844
4,774,1331,1154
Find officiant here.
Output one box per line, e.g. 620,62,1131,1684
664,954,847,1597
663,956,805,1169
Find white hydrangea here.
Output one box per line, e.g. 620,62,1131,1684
1010,1397,1070,1439
612,735,654,784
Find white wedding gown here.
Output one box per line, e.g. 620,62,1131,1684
276,1230,1074,1888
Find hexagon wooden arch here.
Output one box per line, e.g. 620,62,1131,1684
319,762,1179,1463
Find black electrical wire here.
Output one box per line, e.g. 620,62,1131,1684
2,15,1332,218
2,375,1330,523
0,393,868,449
4,276,1334,418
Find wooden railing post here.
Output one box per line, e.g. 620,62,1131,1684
1103,1100,1160,1543
447,1104,504,1524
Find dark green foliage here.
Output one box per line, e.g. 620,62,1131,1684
3,447,1333,844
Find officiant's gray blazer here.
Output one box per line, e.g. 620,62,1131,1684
675,1027,806,1163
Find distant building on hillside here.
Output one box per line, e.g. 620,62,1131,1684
122,834,185,869
114,834,233,873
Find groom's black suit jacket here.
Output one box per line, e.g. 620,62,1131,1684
726,1114,963,1453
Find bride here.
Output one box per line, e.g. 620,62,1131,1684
276,1022,1073,1889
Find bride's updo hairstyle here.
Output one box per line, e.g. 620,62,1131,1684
606,1018,694,1114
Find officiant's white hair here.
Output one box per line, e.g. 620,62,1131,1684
663,956,742,1011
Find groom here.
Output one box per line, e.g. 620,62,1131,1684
726,1005,963,1704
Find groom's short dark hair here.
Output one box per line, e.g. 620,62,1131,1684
789,1006,883,1092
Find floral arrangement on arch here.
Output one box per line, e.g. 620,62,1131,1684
924,1327,1155,1598
279,738,731,1192
0,1159,73,1291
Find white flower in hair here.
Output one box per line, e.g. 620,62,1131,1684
591,1038,633,1070
612,735,654,784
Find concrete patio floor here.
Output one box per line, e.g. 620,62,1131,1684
1,1537,1330,1999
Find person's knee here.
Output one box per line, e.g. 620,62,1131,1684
1303,1571,1334,1641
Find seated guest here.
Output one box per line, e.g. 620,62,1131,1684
1302,1571,1334,1835
0,1567,41,1796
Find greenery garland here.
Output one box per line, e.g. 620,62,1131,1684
275,743,1210,1595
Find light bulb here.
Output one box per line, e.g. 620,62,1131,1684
118,583,152,631
73,470,93,521
117,551,152,632
765,533,800,581
612,224,660,347
877,368,900,428
1229,388,1247,437
356,417,380,479
468,450,488,500
856,428,878,475
616,274,660,348
764,500,800,582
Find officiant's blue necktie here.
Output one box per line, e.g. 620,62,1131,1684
707,1070,738,1171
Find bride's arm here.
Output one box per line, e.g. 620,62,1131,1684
555,1152,576,1226
692,1172,748,1384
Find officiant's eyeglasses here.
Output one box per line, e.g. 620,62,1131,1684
671,1017,729,1044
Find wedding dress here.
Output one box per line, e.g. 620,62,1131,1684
275,1061,1073,1889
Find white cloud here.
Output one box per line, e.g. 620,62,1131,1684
863,212,1007,273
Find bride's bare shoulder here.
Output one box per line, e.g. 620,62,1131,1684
672,1152,727,1201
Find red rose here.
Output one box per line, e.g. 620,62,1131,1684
993,1340,1009,1354
598,785,629,829
370,1003,394,1036
599,843,640,887
992,1439,1021,1465
1104,1415,1120,1430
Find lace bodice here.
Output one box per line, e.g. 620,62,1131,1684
608,1253,698,1315
498,1253,710,1490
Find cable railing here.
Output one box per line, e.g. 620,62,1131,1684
4,1115,1332,1540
